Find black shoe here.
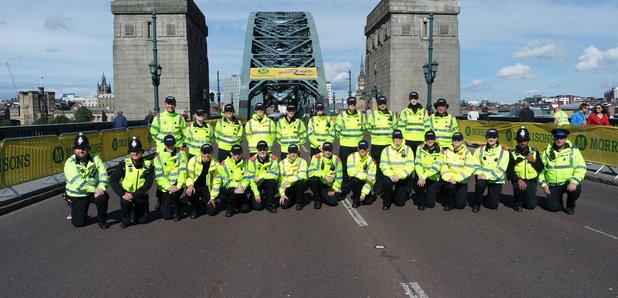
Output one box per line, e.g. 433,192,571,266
514,206,523,212
296,203,303,210
173,216,181,222
382,203,391,210
98,221,110,229
190,213,198,219
565,208,575,215
267,206,277,213
314,201,322,209
352,202,361,208
471,206,480,213
226,210,234,217
418,204,426,210
443,205,453,211
120,222,130,229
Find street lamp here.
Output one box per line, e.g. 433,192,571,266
423,13,439,114
149,62,162,113
332,91,336,114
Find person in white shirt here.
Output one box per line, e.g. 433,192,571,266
467,106,480,121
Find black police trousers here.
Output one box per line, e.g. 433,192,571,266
546,183,581,212
219,187,256,213
307,177,339,206
474,179,503,209
250,179,278,210
443,181,468,209
159,189,183,220
119,194,149,225
382,176,411,206
281,180,307,208
349,177,377,205
370,144,387,193
512,179,538,209
68,192,109,227
188,186,217,216
413,178,440,208
217,149,230,164
405,140,423,158
338,146,358,193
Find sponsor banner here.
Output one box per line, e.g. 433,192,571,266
127,126,155,150
249,67,318,80
460,120,618,167
100,129,129,161
0,136,59,189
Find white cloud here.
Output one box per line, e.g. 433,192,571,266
462,79,488,92
44,15,73,31
576,46,618,71
525,89,542,95
498,63,536,79
513,40,567,61
324,61,352,90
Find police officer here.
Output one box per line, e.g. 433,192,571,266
245,102,276,157
472,128,510,212
379,129,415,210
247,141,280,213
538,128,586,214
214,104,244,162
335,97,366,193
429,98,459,149
277,104,307,160
154,135,187,221
110,137,154,228
414,131,443,210
307,102,335,156
441,132,478,211
308,142,343,208
185,144,220,218
398,91,429,156
63,133,110,229
367,95,397,194
507,126,544,212
184,108,214,158
347,140,377,208
217,144,250,217
279,144,309,210
150,96,186,152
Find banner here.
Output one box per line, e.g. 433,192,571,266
459,120,618,167
0,136,59,189
100,129,129,161
250,67,318,80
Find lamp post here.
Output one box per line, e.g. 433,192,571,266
348,70,352,97
332,91,336,114
370,85,378,110
149,10,162,113
423,13,439,115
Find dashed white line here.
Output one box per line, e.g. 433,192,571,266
400,282,428,298
341,198,368,226
584,226,618,240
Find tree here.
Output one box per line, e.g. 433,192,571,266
52,114,71,124
73,107,94,122
0,119,11,126
34,114,51,124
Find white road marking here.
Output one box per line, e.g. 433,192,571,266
400,282,428,298
584,226,618,240
341,198,368,226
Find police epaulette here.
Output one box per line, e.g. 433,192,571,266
271,155,278,161
501,145,509,150
314,154,321,158
220,160,226,165
250,156,257,161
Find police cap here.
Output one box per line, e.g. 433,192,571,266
200,144,213,153
551,128,570,138
452,132,464,141
322,142,333,151
347,97,357,105
163,135,176,146
288,144,299,153
486,128,499,138
224,104,235,113
515,126,530,141
127,136,143,153
358,140,369,150
231,144,243,154
425,130,436,140
165,96,176,104
257,140,269,151
73,133,90,150
392,129,404,139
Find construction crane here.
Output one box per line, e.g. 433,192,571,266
6,62,18,96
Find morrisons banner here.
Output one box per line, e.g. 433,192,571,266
250,67,318,80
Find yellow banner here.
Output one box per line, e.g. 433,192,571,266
459,120,618,167
0,136,59,189
250,67,318,80
100,129,129,161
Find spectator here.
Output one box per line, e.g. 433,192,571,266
570,103,589,126
586,104,610,126
518,101,535,122
553,105,569,126
144,110,154,126
478,106,490,121
467,106,479,121
113,111,128,129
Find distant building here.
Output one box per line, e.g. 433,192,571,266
97,72,112,96
354,56,367,111
223,75,241,112
17,87,55,125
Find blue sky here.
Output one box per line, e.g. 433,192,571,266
1,0,617,103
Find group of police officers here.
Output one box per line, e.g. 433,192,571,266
63,92,586,229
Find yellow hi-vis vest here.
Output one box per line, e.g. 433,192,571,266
398,106,429,142
473,144,510,184
510,147,541,180
217,156,250,190
415,144,443,181
441,145,478,184
186,156,220,198
335,110,365,147
428,113,459,148
154,149,188,191
309,153,343,191
278,156,308,195
538,141,586,187
554,110,569,126
245,114,276,153
277,117,307,153
184,121,214,156
64,154,109,197
380,143,415,179
307,115,335,149
346,152,377,196
214,117,243,151
120,158,153,193
367,109,397,146
150,111,186,151
246,154,280,194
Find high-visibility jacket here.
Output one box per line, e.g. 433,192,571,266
440,144,478,184
538,140,586,187
380,143,415,179
214,117,243,151
277,117,307,153
217,156,250,190
150,111,186,151
473,143,510,184
398,105,429,142
154,149,188,191
428,113,459,148
508,146,543,181
119,158,153,194
553,110,569,126
309,153,343,191
307,115,335,149
245,114,276,153
186,156,220,199
184,121,214,156
335,110,365,147
64,154,109,197
366,109,397,146
347,152,377,196
415,144,443,181
278,156,308,195
246,154,280,194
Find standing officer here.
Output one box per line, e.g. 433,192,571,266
507,126,544,212
246,141,280,213
398,91,429,156
538,128,586,214
414,131,443,210
110,137,154,228
366,95,397,195
150,96,186,152
472,129,510,212
441,132,477,211
428,98,459,149
245,102,276,157
154,135,188,221
64,133,110,229
379,129,415,210
277,104,307,160
184,108,214,159
308,142,343,208
347,140,377,208
279,144,309,210
335,96,366,193
185,144,220,218
217,144,251,217
214,104,244,162
307,102,335,156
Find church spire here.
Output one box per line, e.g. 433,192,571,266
359,55,365,75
